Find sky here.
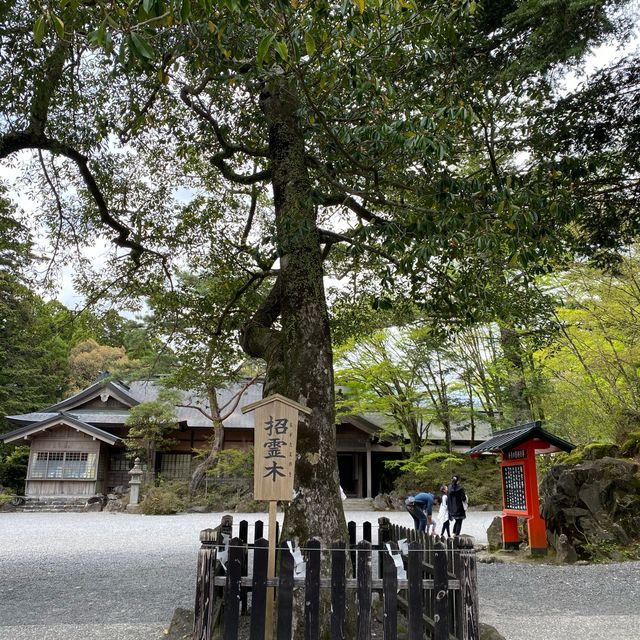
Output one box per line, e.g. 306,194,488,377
1,30,637,314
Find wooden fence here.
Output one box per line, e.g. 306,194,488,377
193,516,479,640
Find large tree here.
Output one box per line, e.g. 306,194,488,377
0,6,635,632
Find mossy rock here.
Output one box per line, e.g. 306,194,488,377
582,441,620,461
620,430,640,458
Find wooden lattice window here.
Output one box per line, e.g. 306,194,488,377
160,453,193,480
30,451,97,480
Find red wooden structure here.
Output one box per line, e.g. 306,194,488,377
468,421,574,555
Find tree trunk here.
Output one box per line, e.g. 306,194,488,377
499,325,533,424
241,79,348,638
189,389,223,494
189,419,224,494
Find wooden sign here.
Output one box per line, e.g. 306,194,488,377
242,393,311,502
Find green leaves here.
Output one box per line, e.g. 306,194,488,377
180,0,192,23
129,32,155,60
256,34,275,67
33,15,46,45
304,31,316,57
32,13,64,44
274,40,288,62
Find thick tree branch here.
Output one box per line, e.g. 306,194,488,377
239,275,283,361
318,192,387,225
0,132,161,268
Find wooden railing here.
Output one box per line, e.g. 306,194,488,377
193,516,479,640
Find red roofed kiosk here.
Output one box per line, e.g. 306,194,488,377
468,421,575,555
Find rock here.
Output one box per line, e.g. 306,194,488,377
582,442,620,460
84,501,103,512
373,494,391,510
486,516,503,552
480,622,507,640
187,505,210,513
104,498,125,512
542,456,640,561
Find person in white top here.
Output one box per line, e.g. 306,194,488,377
435,485,451,538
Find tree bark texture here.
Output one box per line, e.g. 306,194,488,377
499,325,533,425
240,79,348,639
241,79,346,538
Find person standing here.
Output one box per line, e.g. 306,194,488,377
447,475,467,536
435,485,451,538
405,491,434,532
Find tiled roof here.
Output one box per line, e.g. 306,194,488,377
1,413,121,445
466,421,575,455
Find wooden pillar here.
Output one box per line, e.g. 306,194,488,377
523,442,547,554
366,441,372,499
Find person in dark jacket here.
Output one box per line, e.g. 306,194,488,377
447,475,467,535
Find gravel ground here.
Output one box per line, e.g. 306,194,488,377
1,510,637,640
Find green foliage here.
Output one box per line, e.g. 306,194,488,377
209,447,253,478
0,445,29,493
536,256,640,444
140,481,187,515
124,389,180,469
392,453,503,507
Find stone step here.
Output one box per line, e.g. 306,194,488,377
342,498,374,511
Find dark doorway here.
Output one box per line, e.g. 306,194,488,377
337,453,366,497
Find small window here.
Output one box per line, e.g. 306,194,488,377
160,453,192,480
29,451,97,480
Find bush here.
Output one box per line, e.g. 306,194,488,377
140,481,188,515
211,448,254,478
0,445,29,494
392,452,503,507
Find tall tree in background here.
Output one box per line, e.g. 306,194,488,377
537,255,640,443
0,186,68,429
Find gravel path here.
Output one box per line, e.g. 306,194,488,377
1,511,637,640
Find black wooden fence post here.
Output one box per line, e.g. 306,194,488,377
223,537,244,640
193,528,218,640
331,541,346,640
382,541,398,640
304,539,321,640
249,538,268,640
356,541,372,640
432,538,449,640
407,540,423,640
276,541,294,640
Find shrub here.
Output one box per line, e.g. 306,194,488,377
140,481,187,515
0,445,29,494
392,452,502,507
211,448,254,478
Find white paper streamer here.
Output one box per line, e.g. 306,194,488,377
217,533,230,570
398,538,409,556
385,542,407,580
287,540,306,578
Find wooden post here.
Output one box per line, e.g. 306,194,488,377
250,539,269,640
382,541,398,640
193,528,217,640
265,500,278,640
459,537,480,640
356,541,372,640
432,539,449,640
407,540,423,640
